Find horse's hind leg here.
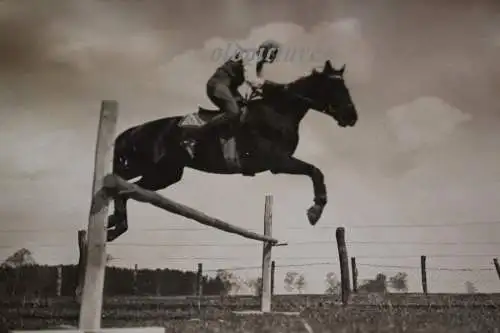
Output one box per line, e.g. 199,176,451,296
106,130,141,241
106,165,185,242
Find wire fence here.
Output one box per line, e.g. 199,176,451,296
1,221,499,294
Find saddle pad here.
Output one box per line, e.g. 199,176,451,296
178,112,207,128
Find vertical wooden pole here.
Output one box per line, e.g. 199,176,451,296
421,255,428,294
132,264,138,295
56,265,62,296
196,263,203,312
335,227,350,305
351,257,358,293
79,100,118,330
260,195,273,313
76,230,88,301
493,258,500,280
196,263,203,296
271,260,275,296
155,269,161,296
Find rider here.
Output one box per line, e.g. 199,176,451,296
180,40,281,156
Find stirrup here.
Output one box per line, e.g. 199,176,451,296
181,139,196,158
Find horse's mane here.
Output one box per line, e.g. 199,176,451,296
286,67,322,89
255,66,322,107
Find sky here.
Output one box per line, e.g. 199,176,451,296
1,0,500,294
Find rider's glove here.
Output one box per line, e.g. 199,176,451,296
247,78,265,89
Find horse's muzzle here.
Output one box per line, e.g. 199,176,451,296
338,105,357,127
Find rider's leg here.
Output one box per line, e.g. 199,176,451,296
184,83,241,139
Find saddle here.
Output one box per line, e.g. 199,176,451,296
178,104,255,175
179,99,250,129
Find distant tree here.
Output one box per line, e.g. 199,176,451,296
215,269,242,295
245,277,263,296
284,271,299,292
294,274,307,294
324,272,341,295
389,272,408,292
465,281,478,294
358,273,387,293
1,248,37,268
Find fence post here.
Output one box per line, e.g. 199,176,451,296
335,227,350,305
351,257,358,293
271,260,275,296
56,265,62,296
421,255,428,294
79,100,118,330
196,263,203,313
132,264,138,295
76,229,88,301
493,258,500,280
260,195,273,313
155,269,161,296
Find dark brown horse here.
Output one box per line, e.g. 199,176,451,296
107,60,358,241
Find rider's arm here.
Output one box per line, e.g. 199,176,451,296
243,57,259,83
261,79,288,96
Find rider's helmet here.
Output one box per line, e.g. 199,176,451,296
257,40,281,63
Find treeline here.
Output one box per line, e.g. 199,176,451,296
0,264,226,297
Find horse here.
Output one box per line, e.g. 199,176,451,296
106,60,358,241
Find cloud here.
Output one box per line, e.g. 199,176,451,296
386,96,472,151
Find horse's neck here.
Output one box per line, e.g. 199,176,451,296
253,94,308,127
264,79,311,124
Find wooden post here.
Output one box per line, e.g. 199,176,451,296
260,195,273,313
335,227,350,305
56,265,62,296
196,263,203,296
493,258,500,280
79,100,118,330
351,257,358,293
271,260,275,296
155,269,161,296
132,264,138,295
76,229,88,301
421,255,428,294
196,263,203,312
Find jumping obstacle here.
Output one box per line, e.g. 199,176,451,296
12,101,283,332
100,175,278,244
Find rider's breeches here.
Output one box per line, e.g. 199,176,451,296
181,81,242,141
206,80,242,121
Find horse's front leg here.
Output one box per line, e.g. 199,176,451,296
269,156,327,225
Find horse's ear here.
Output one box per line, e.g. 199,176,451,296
339,64,346,75
323,60,334,74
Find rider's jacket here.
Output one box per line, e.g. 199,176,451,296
208,53,260,96
209,58,245,94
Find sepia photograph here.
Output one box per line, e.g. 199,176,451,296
0,0,499,332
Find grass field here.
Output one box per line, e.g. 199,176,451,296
2,293,500,332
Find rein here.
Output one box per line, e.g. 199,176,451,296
246,83,328,115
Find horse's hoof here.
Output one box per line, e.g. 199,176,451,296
107,213,122,229
307,204,324,226
107,229,118,242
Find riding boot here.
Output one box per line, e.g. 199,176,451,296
180,112,239,157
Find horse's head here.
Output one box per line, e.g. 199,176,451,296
301,60,358,127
